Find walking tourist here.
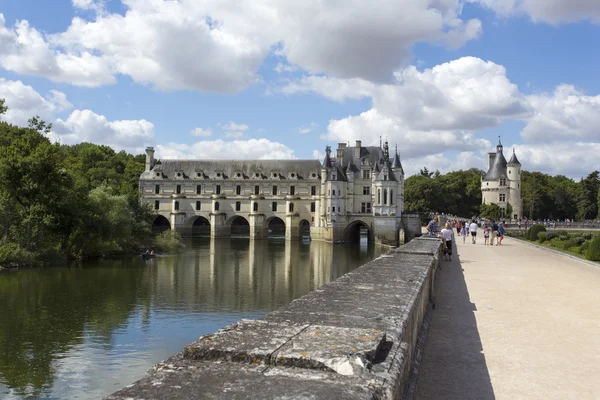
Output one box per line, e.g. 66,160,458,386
461,225,467,243
440,223,454,261
483,225,490,245
491,221,499,246
427,216,439,237
455,220,461,235
469,220,478,244
497,223,505,245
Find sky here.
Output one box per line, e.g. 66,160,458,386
0,0,599,179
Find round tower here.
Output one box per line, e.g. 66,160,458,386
507,148,522,220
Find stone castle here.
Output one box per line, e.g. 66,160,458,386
139,140,419,245
481,138,523,220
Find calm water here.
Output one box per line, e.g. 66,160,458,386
0,238,383,399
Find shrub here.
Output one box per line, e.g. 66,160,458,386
546,232,556,240
585,235,600,261
559,235,569,241
580,241,590,255
554,230,569,238
562,238,578,250
153,231,185,253
582,233,594,241
574,236,586,246
528,224,546,241
0,241,36,268
538,232,548,243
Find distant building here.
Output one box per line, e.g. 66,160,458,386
139,140,417,245
481,138,523,220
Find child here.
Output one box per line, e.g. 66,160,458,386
461,225,467,243
484,225,490,245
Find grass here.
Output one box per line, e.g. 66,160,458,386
509,235,599,264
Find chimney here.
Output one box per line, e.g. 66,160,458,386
145,147,155,171
355,140,361,159
488,152,496,170
336,143,345,167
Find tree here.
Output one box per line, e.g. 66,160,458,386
27,115,52,134
419,167,433,178
480,202,501,221
577,171,599,220
0,98,7,115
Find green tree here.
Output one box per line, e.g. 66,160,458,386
480,202,501,221
0,98,7,115
577,171,599,220
419,167,434,178
27,115,52,134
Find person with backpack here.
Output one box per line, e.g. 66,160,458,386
427,216,438,237
491,221,499,246
497,223,505,245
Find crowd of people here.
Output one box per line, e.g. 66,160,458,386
427,216,506,262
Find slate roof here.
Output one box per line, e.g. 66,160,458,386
483,150,508,181
391,150,404,175
508,149,521,165
141,160,322,180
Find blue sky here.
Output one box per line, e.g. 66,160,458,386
1,0,599,178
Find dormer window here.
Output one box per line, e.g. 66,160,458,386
255,172,261,178
311,173,317,178
156,172,161,177
216,173,221,178
272,172,278,178
177,173,181,177
236,172,242,178
500,178,506,186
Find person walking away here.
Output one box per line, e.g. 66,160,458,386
427,217,439,237
461,225,467,243
483,225,490,245
491,221,499,246
441,222,454,261
469,220,478,244
455,220,461,235
497,223,505,245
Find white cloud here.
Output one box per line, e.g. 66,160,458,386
403,151,487,176
298,122,318,134
312,149,324,160
1,0,483,91
522,85,600,142
0,14,115,87
513,142,600,178
0,78,72,126
155,139,296,160
219,121,249,138
281,76,375,102
274,63,298,74
52,109,154,153
190,127,213,137
477,0,600,24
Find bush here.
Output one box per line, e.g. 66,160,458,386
574,236,586,246
559,235,569,241
582,233,594,241
546,232,556,240
562,238,578,250
580,241,590,255
153,231,185,253
585,235,600,261
528,224,546,241
538,232,548,243
554,230,569,238
0,241,36,268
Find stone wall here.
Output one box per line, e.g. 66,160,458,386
107,237,442,400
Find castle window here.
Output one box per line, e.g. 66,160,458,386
214,202,220,211
273,172,278,178
156,172,161,177
216,185,221,195
272,202,278,211
383,189,388,205
254,185,260,195
499,194,506,202
235,201,241,211
367,202,372,213
236,185,241,195
290,186,295,195
310,202,315,212
363,186,370,195
176,185,181,194
390,190,394,205
332,172,337,180
253,202,258,212
177,173,181,177
155,185,160,194
216,173,221,178
378,189,381,204
311,173,316,178
289,203,294,212
196,185,201,195
237,172,242,178
290,173,295,178
362,170,371,179
384,174,388,181
273,185,278,195
361,202,372,213
174,201,179,211
196,201,201,211
500,178,506,186
154,200,159,210
311,186,316,196
255,173,260,178
197,172,202,177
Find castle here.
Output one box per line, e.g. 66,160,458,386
481,138,523,220
139,140,418,245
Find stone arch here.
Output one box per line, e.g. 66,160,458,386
227,215,250,237
266,216,285,238
185,216,211,237
344,220,373,244
299,219,311,239
152,215,171,234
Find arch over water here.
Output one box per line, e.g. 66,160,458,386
299,219,311,238
186,216,211,237
345,220,373,244
267,217,285,238
227,216,250,237
152,215,171,233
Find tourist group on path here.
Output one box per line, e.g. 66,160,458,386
427,216,507,262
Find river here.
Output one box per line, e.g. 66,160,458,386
0,237,383,399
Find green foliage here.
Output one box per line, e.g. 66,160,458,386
0,98,7,115
559,235,569,241
580,241,590,255
480,202,501,221
555,230,569,237
153,231,185,253
574,236,586,246
27,116,52,134
0,110,150,267
577,171,599,221
546,232,556,240
537,232,547,243
527,224,546,241
584,235,600,261
582,233,594,240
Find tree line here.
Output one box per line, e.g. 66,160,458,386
404,167,600,221
0,100,154,267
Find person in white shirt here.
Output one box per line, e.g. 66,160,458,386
469,220,479,244
440,223,454,260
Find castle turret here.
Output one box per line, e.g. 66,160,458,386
507,148,522,220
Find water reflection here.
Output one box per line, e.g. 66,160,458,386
0,239,383,399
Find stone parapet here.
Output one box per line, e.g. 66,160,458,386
106,237,441,400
